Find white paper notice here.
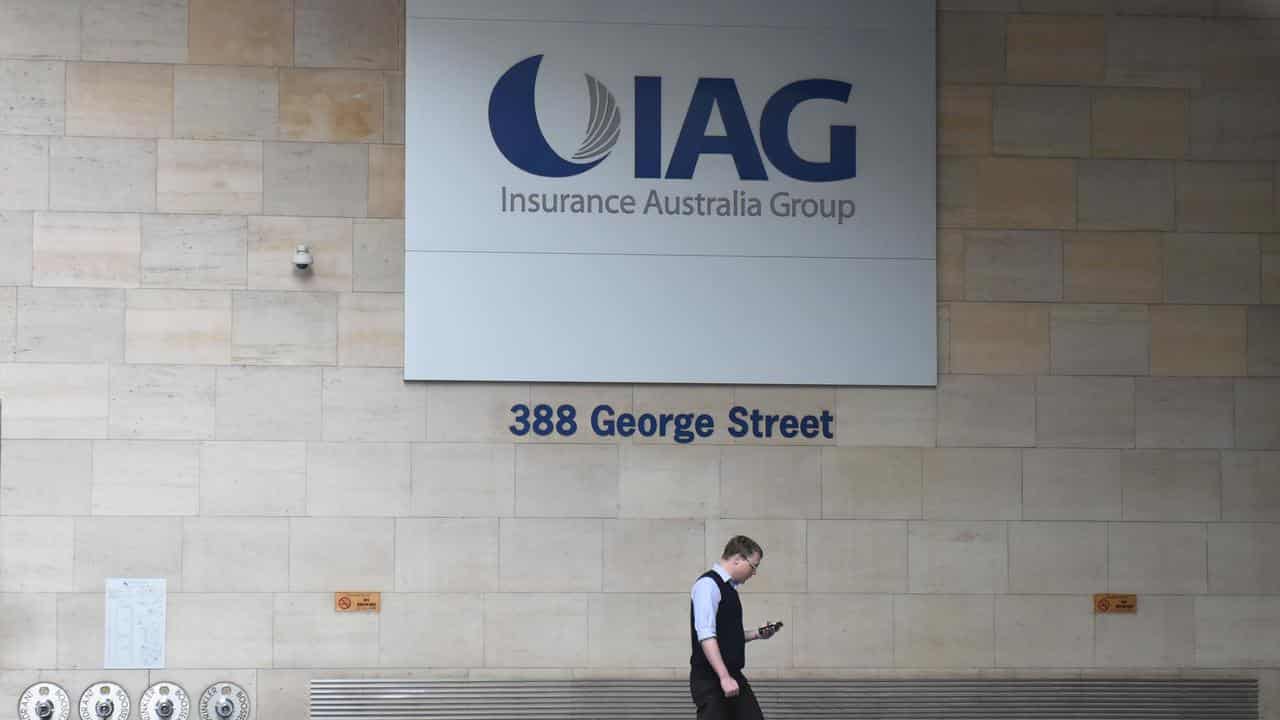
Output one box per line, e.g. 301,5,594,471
105,578,166,669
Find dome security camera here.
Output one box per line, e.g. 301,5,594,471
292,245,313,271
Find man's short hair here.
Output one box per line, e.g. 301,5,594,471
721,535,763,561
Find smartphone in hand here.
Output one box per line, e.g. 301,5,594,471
758,621,784,639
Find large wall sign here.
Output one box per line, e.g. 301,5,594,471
405,0,936,385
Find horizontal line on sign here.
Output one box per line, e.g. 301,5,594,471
408,16,826,30
405,250,935,261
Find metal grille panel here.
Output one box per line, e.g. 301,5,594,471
311,677,1258,720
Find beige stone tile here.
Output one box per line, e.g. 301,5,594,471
949,302,1050,374
483,594,588,668
91,440,199,514
514,444,618,517
1222,451,1280,521
168,594,274,668
1237,379,1280,449
174,65,278,140
66,62,172,138
1136,377,1235,448
938,230,964,301
1105,16,1203,88
1195,596,1280,666
263,142,368,217
588,594,694,668
1009,522,1107,594
411,443,515,517
50,137,156,212
425,383,530,442
322,367,426,441
939,85,991,157
280,69,384,143
894,595,995,667
1008,14,1105,84
1251,306,1280,375
976,158,1076,230
384,71,404,143
125,289,232,364
108,364,215,439
0,517,74,592
602,519,705,593
963,230,1062,302
188,0,292,66
0,210,33,283
294,0,402,70
231,290,337,365
996,595,1094,667
0,594,56,668
338,292,403,367
807,520,908,593
140,214,247,289
1063,231,1163,303
705,519,807,593
1095,596,1195,667
1079,160,1177,230
1188,90,1280,160
617,444,719,518
0,0,81,60
938,374,1037,447
56,593,104,668
369,144,404,218
939,12,1006,84
353,219,403,292
1263,669,1279,720
1165,233,1261,303
73,516,183,591
822,448,923,520
791,594,892,668
290,518,394,591
1022,449,1124,520
939,157,978,228
1092,88,1189,159
0,60,64,134
214,366,323,441
273,594,379,667
157,140,262,214
1109,523,1208,594
200,441,307,515
499,515,599,589
1036,376,1136,449
14,287,124,362
1203,17,1280,89
0,138,48,211
1209,523,1280,593
82,0,187,63
32,211,140,288
721,447,822,518
1121,450,1221,520
247,216,352,291
923,448,1021,520
836,388,935,447
1177,161,1275,232
1150,305,1247,376
182,517,289,592
939,303,951,374
0,440,92,515
0,287,11,360
396,518,498,592
380,594,484,667
994,85,1090,157
909,521,1008,593
306,442,411,516
1051,304,1151,375
0,363,109,439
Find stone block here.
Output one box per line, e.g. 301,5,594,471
66,62,172,138
938,374,1037,447
231,290,338,365
188,0,293,66
949,303,1050,374
82,0,188,62
1150,305,1247,376
263,142,368,217
976,158,1077,230
1008,14,1105,84
1051,304,1150,375
1062,231,1163,302
50,137,156,213
1136,377,1235,447
1035,376,1136,448
279,68,385,143
1092,88,1189,159
993,85,1090,156
174,65,278,140
32,212,140,288
157,140,263,214
139,214,247,289
1078,159,1176,230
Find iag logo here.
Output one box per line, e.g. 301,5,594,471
488,54,856,182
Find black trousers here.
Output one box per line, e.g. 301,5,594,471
689,669,765,720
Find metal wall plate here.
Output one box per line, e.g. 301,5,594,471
79,683,129,720
138,683,189,720
18,683,71,720
198,684,249,720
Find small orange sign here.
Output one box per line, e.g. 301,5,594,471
335,592,381,613
1093,593,1137,614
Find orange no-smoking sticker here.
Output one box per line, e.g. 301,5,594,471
335,592,381,613
1093,593,1137,614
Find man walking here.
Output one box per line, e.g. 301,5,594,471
689,535,782,719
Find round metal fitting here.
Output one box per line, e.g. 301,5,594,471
79,683,129,720
198,683,249,720
139,683,189,720
19,683,71,720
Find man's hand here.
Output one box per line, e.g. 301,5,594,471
720,675,740,698
757,621,783,639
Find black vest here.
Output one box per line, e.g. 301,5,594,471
690,569,745,674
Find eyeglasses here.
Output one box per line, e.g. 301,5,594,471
745,558,760,573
